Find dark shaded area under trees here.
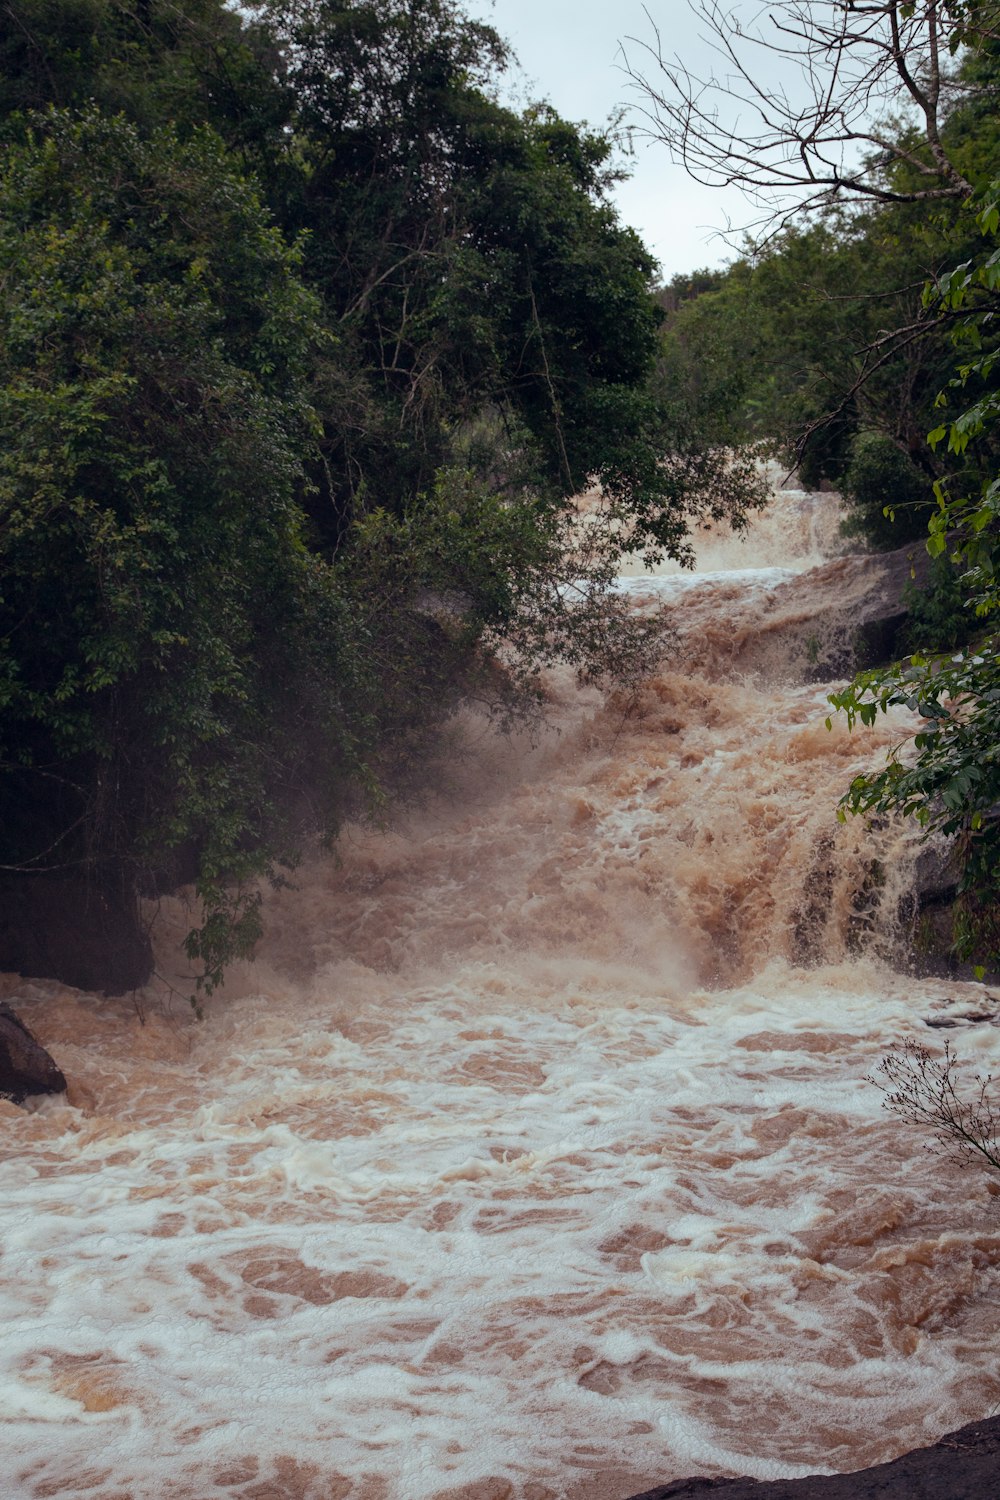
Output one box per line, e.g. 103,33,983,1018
0,0,766,995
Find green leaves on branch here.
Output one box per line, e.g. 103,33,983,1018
833,174,1000,971
831,641,1000,970
0,109,352,994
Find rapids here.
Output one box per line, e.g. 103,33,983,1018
4,484,1000,1500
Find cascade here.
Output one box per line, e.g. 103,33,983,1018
4,484,1000,1500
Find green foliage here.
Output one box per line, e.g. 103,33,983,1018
645,10,1000,977
658,223,879,482
0,109,363,992
0,0,288,145
831,640,1000,975
342,470,668,731
840,431,935,549
0,0,763,557
261,0,742,553
656,36,1000,500
900,556,981,653
831,184,1000,974
923,189,1000,611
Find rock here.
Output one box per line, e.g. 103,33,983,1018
860,542,928,667
623,1413,1000,1500
850,541,934,669
0,872,153,994
910,840,958,908
900,839,1000,984
732,540,934,683
0,1001,66,1104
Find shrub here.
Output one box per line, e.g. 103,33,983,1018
840,431,935,549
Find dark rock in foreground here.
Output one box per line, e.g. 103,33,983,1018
0,1001,66,1104
623,1414,1000,1500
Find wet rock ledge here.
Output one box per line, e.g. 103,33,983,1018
623,1415,1000,1499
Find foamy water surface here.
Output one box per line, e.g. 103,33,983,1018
4,485,1000,1500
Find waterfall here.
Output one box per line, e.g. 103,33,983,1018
4,482,999,1500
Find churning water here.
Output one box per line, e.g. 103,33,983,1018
4,485,1000,1500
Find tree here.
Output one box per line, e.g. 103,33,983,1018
0,0,767,558
249,0,767,561
829,183,1000,971
0,0,289,148
655,203,974,492
0,1,775,994
632,4,1000,495
0,109,358,992
631,2,1000,970
624,1,1000,235
0,99,677,995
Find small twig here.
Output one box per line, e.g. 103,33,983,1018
869,1037,1000,1175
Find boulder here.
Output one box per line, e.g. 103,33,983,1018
849,540,934,669
728,540,935,683
0,1001,66,1104
623,1413,1000,1500
796,540,933,677
910,839,959,908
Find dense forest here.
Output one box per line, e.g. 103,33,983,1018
0,0,766,995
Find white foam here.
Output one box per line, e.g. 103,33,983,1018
3,481,996,1499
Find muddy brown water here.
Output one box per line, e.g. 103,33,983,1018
4,486,1000,1500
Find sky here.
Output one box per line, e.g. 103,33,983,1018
463,0,757,280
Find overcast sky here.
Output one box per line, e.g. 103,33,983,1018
463,0,757,280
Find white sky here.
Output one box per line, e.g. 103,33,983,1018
464,0,757,280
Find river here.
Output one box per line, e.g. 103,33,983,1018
4,483,1000,1499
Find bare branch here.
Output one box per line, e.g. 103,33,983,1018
792,306,959,459
622,1,978,238
870,1037,1000,1177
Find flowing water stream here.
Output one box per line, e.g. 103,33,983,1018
4,485,1000,1500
